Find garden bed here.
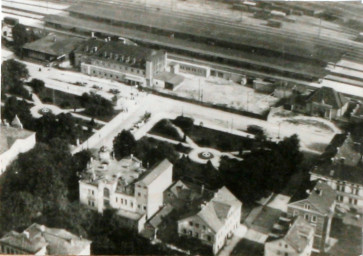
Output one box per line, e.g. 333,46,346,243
37,87,83,109
149,119,183,142
172,118,254,152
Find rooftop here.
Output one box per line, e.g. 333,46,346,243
23,33,84,57
267,216,314,253
289,180,336,215
306,86,348,109
154,71,185,86
0,223,91,255
179,186,242,233
0,125,35,155
311,164,363,186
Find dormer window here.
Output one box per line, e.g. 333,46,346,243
304,204,310,210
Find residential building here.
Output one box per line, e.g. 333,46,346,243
287,181,336,253
0,117,36,174
74,38,167,86
265,215,315,256
177,186,242,254
310,164,363,213
0,223,91,255
79,148,173,232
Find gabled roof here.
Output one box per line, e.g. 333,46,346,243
139,159,172,186
267,216,314,253
306,86,348,109
289,181,336,215
0,223,91,255
0,125,35,154
178,186,242,233
311,164,363,186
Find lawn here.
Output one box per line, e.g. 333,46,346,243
232,239,264,256
149,119,183,142
172,119,254,152
37,87,83,109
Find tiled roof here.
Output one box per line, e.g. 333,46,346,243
305,181,336,215
0,125,35,154
74,38,106,54
139,159,172,186
0,224,91,255
179,186,242,233
307,86,348,109
267,216,314,253
311,164,363,186
23,33,84,56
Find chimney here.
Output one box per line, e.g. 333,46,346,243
93,46,98,53
23,231,30,239
201,185,205,195
40,225,45,232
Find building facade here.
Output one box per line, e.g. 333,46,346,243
79,148,173,232
310,165,363,213
177,187,242,254
265,216,315,256
74,39,167,86
287,181,336,253
0,223,91,255
0,117,36,174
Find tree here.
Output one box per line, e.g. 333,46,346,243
1,59,30,98
80,92,114,118
12,24,29,55
28,78,45,94
2,96,34,129
113,130,136,160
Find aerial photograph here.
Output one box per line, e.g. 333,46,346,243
0,0,362,255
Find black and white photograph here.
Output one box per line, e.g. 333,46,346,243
0,0,362,255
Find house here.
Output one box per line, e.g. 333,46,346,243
79,147,173,232
177,186,242,254
0,116,36,174
265,215,315,256
287,181,336,253
304,87,348,120
22,33,84,62
74,38,167,87
310,164,363,213
0,223,91,255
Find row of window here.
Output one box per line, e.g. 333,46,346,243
0,245,20,254
336,183,360,195
179,65,206,74
182,229,212,241
293,210,317,223
93,61,146,75
88,200,95,207
189,221,207,230
337,195,359,205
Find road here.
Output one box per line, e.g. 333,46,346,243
2,47,338,154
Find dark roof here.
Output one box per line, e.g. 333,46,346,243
306,86,348,109
74,38,106,54
96,41,158,61
311,164,363,186
23,33,84,56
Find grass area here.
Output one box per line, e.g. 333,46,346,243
149,119,183,141
232,239,264,256
78,109,121,122
172,119,254,152
37,87,83,109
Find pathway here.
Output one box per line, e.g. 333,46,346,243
218,224,247,256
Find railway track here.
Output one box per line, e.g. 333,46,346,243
78,0,363,60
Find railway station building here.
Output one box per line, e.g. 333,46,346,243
74,38,166,86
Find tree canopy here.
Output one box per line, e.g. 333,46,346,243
80,92,114,118
113,130,137,160
1,59,30,99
